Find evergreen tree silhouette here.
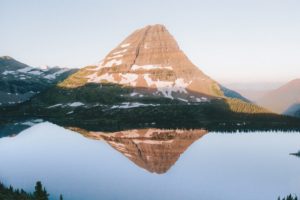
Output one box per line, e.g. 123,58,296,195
34,181,49,200
278,194,298,200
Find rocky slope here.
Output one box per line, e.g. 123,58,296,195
257,79,300,115
0,56,77,105
60,24,224,101
70,128,207,174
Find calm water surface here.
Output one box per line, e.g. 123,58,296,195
0,122,300,200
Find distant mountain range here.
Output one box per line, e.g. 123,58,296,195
1,25,300,131
0,56,77,106
256,79,300,117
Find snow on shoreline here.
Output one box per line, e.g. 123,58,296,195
111,102,159,109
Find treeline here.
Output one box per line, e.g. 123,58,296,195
278,194,298,200
2,83,300,133
0,181,63,200
225,98,269,114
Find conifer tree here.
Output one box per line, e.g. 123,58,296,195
34,181,49,200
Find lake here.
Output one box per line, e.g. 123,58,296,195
0,122,300,200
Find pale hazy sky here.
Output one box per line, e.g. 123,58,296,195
1,0,300,83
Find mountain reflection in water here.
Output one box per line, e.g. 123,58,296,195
69,127,207,174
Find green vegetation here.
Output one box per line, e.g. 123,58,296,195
0,182,33,200
225,98,269,113
0,181,63,200
1,83,300,132
57,66,97,88
211,82,224,97
33,83,177,105
278,194,298,200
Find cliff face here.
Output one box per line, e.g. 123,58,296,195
60,24,222,101
71,128,207,174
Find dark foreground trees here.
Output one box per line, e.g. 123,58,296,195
0,181,33,200
278,194,298,200
33,181,49,200
0,181,63,200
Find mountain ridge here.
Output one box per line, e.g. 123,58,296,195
257,79,300,115
0,56,78,106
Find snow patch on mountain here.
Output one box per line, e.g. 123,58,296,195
44,69,69,79
112,49,127,55
17,67,32,73
144,74,190,99
196,97,208,102
104,59,122,67
119,73,138,86
107,54,123,59
85,71,192,99
111,102,159,109
120,43,130,48
88,73,113,83
2,70,15,75
47,102,84,108
86,72,138,86
68,102,84,107
48,104,63,108
28,70,43,75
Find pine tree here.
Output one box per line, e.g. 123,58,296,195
34,181,49,200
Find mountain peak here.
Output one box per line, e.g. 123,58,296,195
140,24,167,29
0,56,14,61
60,25,222,100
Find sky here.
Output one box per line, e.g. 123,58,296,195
1,0,300,84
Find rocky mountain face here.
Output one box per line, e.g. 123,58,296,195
257,79,300,115
0,56,77,106
60,24,224,102
71,128,207,174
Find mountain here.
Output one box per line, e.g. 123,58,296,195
257,79,300,115
2,25,300,131
60,24,226,101
284,103,300,118
0,56,78,106
219,85,251,103
233,89,269,102
60,24,248,102
223,82,285,102
70,128,206,174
